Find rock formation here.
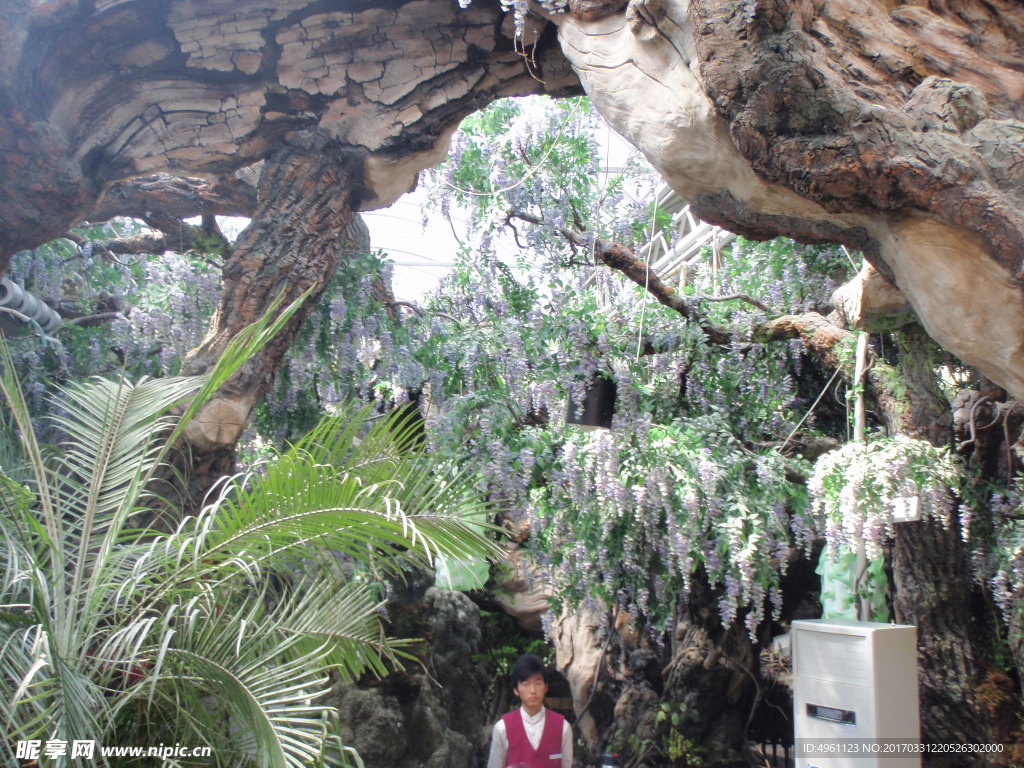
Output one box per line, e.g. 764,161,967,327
330,586,492,768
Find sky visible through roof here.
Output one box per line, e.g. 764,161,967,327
366,117,649,301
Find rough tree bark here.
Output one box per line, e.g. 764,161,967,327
0,0,578,264
661,574,760,763
885,325,995,759
172,135,369,500
549,0,1024,401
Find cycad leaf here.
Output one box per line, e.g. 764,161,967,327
276,577,415,682
0,299,506,767
152,596,336,768
0,292,313,760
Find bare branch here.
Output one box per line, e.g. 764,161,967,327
505,209,755,344
385,300,424,317
591,238,733,345
385,301,460,323
695,292,775,313
90,232,170,256
68,217,229,262
506,209,587,248
64,312,124,328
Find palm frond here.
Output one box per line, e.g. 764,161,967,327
147,596,338,768
51,376,206,600
135,448,502,620
0,291,315,758
285,403,504,554
0,477,37,606
0,621,106,747
274,575,416,682
75,288,314,597
0,336,60,563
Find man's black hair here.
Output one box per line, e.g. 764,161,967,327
510,653,547,688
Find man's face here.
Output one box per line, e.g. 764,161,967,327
514,672,548,714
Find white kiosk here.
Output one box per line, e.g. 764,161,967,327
792,619,920,767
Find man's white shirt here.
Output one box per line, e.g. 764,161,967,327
486,706,573,768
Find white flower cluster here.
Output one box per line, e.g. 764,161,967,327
457,0,568,39
537,0,569,12
809,435,963,560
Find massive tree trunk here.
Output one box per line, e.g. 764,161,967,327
885,326,994,759
549,0,1024,401
175,136,371,502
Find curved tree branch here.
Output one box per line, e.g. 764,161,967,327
63,312,124,328
592,238,734,345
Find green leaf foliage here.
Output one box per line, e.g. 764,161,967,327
0,292,499,766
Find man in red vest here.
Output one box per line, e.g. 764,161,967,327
486,654,573,768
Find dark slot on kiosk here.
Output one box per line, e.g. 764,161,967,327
807,704,856,726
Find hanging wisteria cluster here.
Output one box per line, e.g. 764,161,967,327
989,488,1024,630
808,435,965,560
253,249,407,441
529,418,805,636
4,221,220,418
369,233,826,635
391,96,855,634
